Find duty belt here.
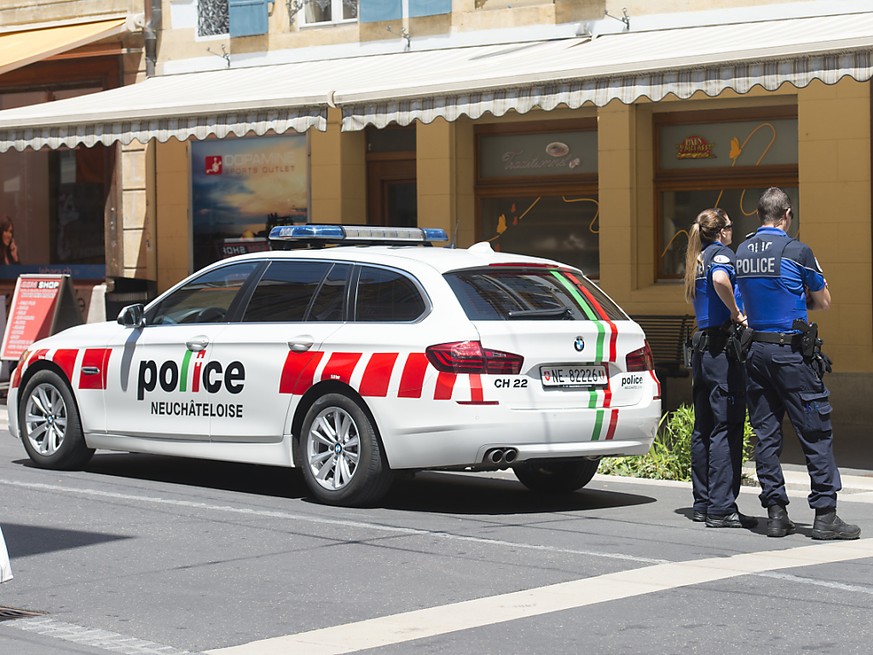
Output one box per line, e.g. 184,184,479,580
750,331,801,345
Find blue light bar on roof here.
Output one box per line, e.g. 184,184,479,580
269,224,448,244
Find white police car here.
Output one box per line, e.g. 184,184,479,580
8,225,660,506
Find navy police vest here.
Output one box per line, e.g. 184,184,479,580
735,227,824,332
692,241,739,330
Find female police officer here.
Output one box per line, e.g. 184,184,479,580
684,208,757,528
736,187,859,539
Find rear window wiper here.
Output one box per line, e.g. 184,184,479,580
506,307,574,320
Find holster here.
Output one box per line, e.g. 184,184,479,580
691,326,729,356
793,319,832,377
726,323,754,363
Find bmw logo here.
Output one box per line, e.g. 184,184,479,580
574,336,585,352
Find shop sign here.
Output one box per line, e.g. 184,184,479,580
0,274,82,360
479,130,597,179
676,135,716,160
658,118,798,170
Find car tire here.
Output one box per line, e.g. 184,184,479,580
18,370,94,470
299,392,393,507
513,459,599,493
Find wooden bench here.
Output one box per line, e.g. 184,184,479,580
630,314,694,380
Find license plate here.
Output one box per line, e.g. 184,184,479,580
540,365,608,387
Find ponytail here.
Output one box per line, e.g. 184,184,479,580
684,223,703,303
683,207,730,303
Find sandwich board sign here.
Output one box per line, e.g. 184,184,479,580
0,274,83,361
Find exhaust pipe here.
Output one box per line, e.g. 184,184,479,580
487,448,505,464
484,447,519,468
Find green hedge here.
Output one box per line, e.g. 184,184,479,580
598,404,756,481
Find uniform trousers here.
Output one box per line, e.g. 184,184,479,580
745,341,841,509
691,345,746,516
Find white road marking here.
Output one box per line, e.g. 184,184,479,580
206,539,873,655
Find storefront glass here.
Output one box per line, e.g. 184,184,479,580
656,108,798,278
476,123,598,276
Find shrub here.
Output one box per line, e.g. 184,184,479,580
598,404,755,481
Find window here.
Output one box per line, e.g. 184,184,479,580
476,122,599,277
199,0,229,36
148,262,259,325
243,261,333,322
299,0,358,26
309,263,350,321
355,266,425,322
445,269,626,322
655,107,799,278
0,59,118,280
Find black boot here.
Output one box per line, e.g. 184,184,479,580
812,509,861,540
767,504,795,538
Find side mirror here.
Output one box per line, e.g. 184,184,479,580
117,303,145,328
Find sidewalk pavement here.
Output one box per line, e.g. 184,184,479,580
742,462,873,502
3,401,873,499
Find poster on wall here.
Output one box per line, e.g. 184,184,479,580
191,135,309,270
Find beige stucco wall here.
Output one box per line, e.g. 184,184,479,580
154,139,191,293
797,78,872,371
310,109,366,223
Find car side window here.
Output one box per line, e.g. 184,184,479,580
148,262,259,325
308,263,350,322
243,260,333,323
355,266,426,322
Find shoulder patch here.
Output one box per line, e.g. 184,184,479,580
713,255,731,264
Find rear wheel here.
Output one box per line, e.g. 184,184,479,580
19,370,94,470
299,392,393,507
513,459,599,493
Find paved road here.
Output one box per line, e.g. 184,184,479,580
1,404,872,655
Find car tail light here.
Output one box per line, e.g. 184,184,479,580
626,342,655,372
426,341,524,375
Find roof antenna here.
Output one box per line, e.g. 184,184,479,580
449,217,460,249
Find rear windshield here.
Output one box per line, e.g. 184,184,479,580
445,268,628,322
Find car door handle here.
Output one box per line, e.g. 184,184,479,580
289,337,314,352
186,337,209,352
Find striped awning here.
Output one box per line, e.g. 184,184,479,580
0,10,872,151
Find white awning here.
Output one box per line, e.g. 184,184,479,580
0,10,872,151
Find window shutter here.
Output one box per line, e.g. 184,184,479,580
359,0,402,23
229,0,269,37
409,0,452,18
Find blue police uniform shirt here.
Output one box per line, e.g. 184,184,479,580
692,241,742,330
735,226,826,332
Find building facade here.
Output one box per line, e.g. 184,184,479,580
0,0,872,439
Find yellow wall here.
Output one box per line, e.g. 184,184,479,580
798,78,872,371
310,109,366,223
154,139,191,293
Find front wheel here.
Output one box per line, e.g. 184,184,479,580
513,459,599,494
298,393,393,507
19,370,94,470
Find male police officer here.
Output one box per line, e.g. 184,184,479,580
736,187,859,539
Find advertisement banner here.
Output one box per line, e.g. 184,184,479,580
191,135,309,270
